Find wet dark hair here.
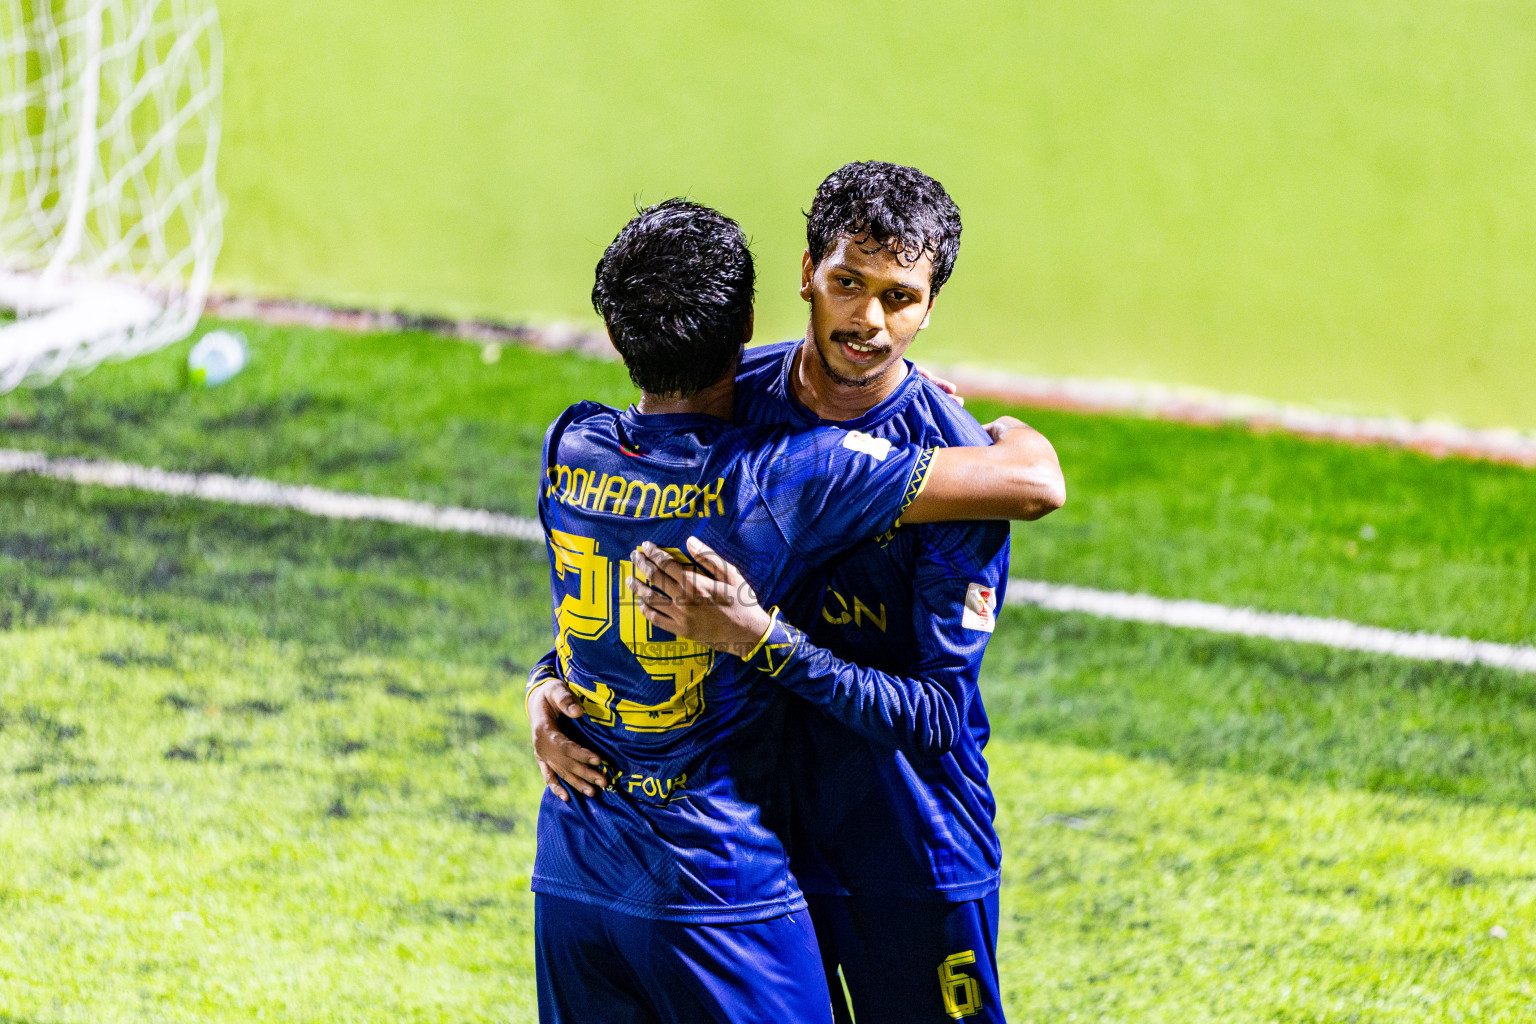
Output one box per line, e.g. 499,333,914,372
805,161,962,296
592,198,755,396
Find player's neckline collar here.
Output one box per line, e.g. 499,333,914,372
619,406,730,433
776,341,920,431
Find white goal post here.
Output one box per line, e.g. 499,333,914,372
0,0,222,393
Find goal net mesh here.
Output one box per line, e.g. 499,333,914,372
0,0,222,392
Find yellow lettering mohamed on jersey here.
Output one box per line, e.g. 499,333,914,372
546,464,727,519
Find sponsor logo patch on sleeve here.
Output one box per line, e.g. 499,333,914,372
841,430,892,462
961,582,998,633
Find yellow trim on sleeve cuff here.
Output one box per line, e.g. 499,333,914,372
525,666,559,713
894,446,937,526
743,606,782,662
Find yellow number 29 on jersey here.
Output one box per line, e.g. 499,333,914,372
551,528,714,733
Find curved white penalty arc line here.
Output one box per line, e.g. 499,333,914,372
1,447,1532,673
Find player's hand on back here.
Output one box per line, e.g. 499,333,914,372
914,364,964,406
527,678,609,801
628,539,774,657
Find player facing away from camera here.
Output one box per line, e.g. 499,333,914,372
532,163,1053,1023
530,198,1061,1024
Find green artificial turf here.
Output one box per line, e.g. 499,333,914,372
2,323,1534,1019
209,0,1536,427
984,607,1536,807
989,740,1536,1023
965,397,1536,646
2,474,1534,1021
0,620,544,1023
0,478,550,1022
0,323,632,514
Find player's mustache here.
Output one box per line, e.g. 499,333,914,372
829,330,888,353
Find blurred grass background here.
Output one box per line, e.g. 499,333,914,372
216,0,1536,427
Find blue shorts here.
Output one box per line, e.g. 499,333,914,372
535,893,833,1024
809,891,1006,1023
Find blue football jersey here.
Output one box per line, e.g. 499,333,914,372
531,400,936,923
735,340,1011,902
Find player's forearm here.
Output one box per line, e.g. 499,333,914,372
905,423,1065,523
743,610,962,757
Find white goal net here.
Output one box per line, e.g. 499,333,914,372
0,0,222,392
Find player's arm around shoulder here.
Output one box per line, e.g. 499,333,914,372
626,539,966,757
903,416,1065,523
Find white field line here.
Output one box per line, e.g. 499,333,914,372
1007,580,1536,674
938,367,1536,467
3,447,1534,674
0,448,543,542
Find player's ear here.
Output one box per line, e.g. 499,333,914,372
918,294,936,331
743,309,754,345
799,250,814,302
